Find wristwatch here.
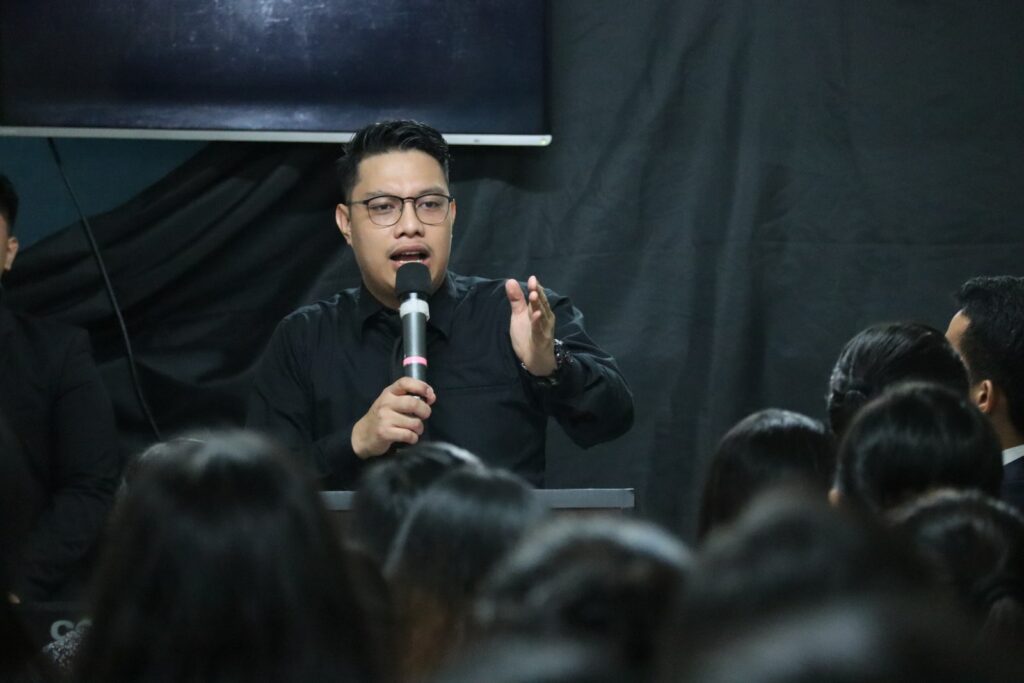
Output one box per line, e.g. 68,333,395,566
522,338,572,387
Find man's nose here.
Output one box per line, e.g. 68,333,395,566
393,198,425,236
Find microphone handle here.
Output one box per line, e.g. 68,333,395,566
401,308,428,381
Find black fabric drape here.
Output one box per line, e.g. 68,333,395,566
7,144,360,449
7,1,1024,537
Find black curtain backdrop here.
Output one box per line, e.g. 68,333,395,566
7,1,1024,538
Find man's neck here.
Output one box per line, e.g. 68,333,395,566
994,418,1024,452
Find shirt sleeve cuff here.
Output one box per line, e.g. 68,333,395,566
311,427,363,487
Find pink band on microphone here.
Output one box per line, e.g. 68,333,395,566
403,356,428,367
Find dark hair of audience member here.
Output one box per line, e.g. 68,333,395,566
697,409,835,540
679,487,930,634
431,635,631,683
827,322,968,436
0,173,18,231
349,441,481,566
956,276,1024,435
385,466,548,682
74,431,377,683
118,436,207,495
889,489,1024,644
1,414,57,682
475,516,690,675
336,119,451,202
834,382,1002,514
659,597,1024,683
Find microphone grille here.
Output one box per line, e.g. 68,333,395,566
395,262,432,298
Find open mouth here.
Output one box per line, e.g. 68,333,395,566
390,249,428,264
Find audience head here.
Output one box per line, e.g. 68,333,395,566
76,430,375,683
349,441,481,566
0,173,19,274
119,435,207,495
889,489,1024,643
681,488,929,631
660,597,1023,683
827,322,968,436
432,635,630,683
385,466,547,680
697,409,835,539
336,119,451,203
476,516,690,673
834,382,1002,514
948,276,1024,446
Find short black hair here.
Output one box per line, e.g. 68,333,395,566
476,516,690,673
385,466,547,680
348,441,481,566
697,409,835,540
336,120,451,202
827,322,969,437
0,174,18,233
680,489,931,631
889,489,1024,643
956,276,1024,435
835,382,1003,514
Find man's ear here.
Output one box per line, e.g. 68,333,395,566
335,204,353,245
975,379,997,415
3,235,18,271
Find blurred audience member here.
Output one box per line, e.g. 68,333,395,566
74,431,377,683
0,173,120,602
947,276,1024,511
660,597,1024,683
679,489,929,631
697,409,834,540
827,322,967,437
118,436,207,495
432,635,629,683
475,515,690,677
1,416,57,682
349,441,481,566
386,466,547,681
890,489,1024,644
832,382,1002,513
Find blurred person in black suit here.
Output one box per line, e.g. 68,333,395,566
0,174,120,602
947,276,1024,512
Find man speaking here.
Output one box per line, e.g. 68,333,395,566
247,121,633,488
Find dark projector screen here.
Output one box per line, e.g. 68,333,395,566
0,1,549,145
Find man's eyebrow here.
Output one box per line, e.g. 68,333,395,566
357,186,449,200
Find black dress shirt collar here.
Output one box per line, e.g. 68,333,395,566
354,271,458,340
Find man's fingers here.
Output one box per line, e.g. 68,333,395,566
390,395,432,420
385,426,420,445
506,278,528,313
384,411,426,435
389,377,436,403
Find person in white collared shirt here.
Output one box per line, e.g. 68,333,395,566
946,276,1024,512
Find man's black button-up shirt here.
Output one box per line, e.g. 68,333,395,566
246,272,634,488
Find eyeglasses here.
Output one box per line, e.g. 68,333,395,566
351,193,454,227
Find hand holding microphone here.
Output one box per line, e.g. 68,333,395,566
351,262,435,459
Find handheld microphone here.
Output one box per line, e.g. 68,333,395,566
395,262,432,381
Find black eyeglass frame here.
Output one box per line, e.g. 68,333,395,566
349,193,455,227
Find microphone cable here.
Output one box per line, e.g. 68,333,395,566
47,138,163,441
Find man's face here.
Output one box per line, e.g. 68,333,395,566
0,215,18,276
945,309,971,368
335,150,454,310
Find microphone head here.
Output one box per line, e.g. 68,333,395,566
395,262,432,299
